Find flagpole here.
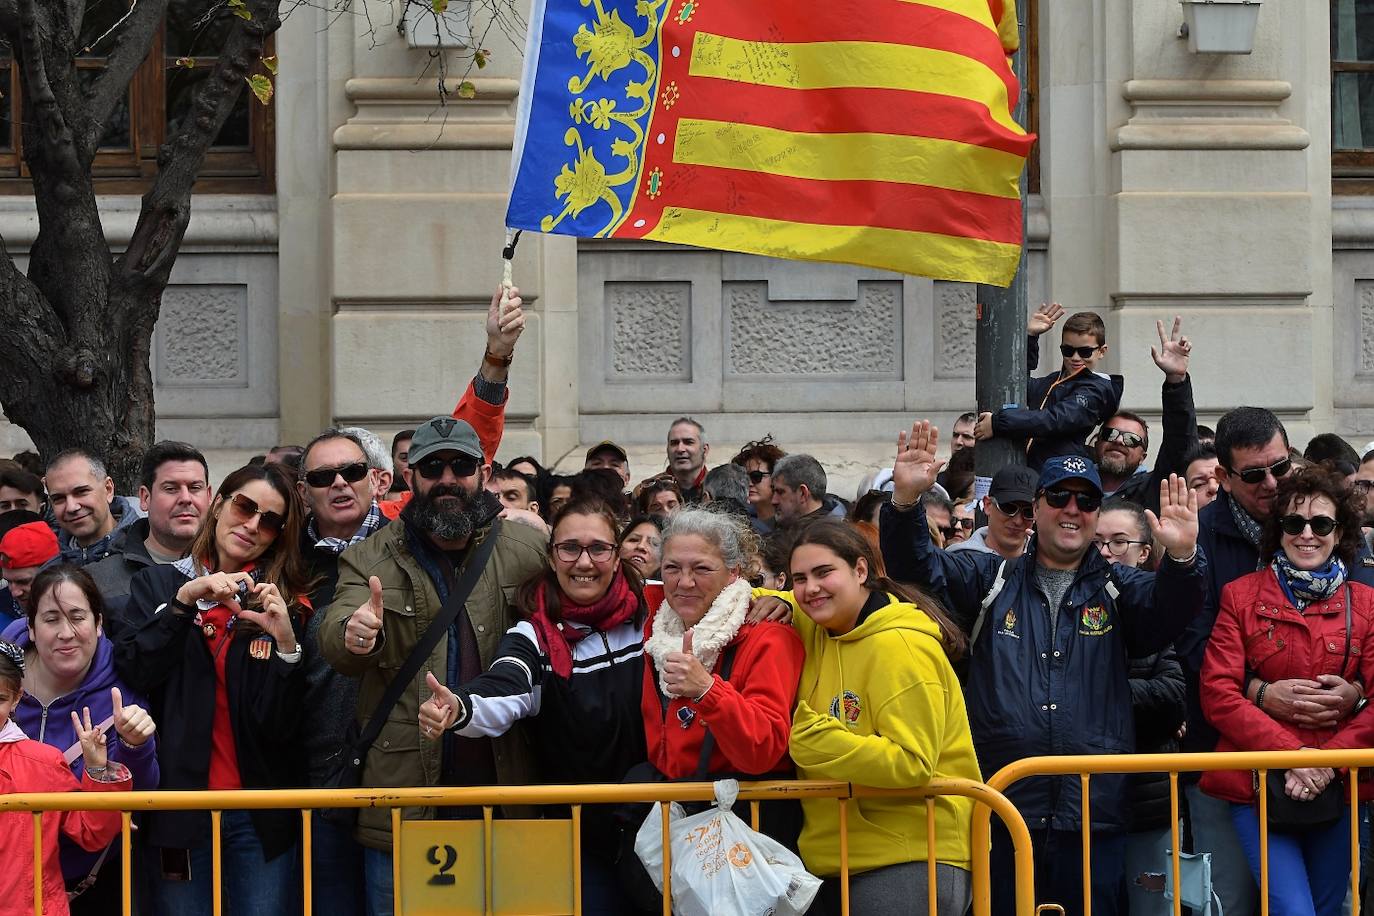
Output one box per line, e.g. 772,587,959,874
973,0,1030,512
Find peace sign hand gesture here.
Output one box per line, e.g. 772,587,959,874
1146,474,1199,562
892,420,945,505
71,705,108,772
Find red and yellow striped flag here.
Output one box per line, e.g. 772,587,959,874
508,0,1034,285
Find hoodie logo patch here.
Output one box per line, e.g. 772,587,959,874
829,690,862,726
1079,604,1112,636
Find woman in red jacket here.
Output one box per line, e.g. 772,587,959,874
0,641,133,916
641,507,804,786
1201,465,1374,916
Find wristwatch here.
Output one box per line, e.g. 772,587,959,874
483,348,513,367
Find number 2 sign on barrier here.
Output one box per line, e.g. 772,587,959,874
398,820,575,915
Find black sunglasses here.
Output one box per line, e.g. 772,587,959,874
415,455,480,480
303,461,370,489
226,492,286,535
1279,514,1338,537
992,498,1035,520
1041,488,1103,513
1102,427,1145,450
1230,457,1292,486
1059,344,1101,359
747,470,770,484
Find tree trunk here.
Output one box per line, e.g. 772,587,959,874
0,0,281,490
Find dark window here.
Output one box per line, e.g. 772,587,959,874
0,4,274,194
1334,0,1374,192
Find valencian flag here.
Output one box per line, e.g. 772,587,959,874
506,0,1033,286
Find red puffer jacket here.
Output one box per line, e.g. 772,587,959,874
0,739,130,916
1200,569,1374,803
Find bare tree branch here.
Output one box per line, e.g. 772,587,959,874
118,0,282,297
85,0,170,150
15,0,83,181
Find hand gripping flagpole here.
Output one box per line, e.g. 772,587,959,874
499,229,523,322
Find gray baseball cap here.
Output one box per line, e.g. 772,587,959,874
407,416,483,464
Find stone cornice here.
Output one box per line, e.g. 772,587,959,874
1114,79,1309,151
334,77,520,150
0,195,278,252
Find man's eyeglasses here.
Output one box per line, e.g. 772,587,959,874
1041,488,1103,513
747,470,771,484
1101,428,1146,450
992,499,1035,521
303,461,369,489
1228,457,1292,486
1059,344,1101,359
1278,514,1338,537
415,455,480,481
225,492,286,536
953,517,974,531
552,540,617,563
1092,537,1148,557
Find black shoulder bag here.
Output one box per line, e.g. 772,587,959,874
320,519,502,827
1262,585,1352,833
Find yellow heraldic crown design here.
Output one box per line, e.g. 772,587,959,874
542,0,668,236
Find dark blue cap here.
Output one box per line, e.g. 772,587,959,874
1037,455,1103,498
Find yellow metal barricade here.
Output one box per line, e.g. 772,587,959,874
972,749,1374,916
0,777,1035,916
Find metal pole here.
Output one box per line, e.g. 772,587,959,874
974,0,1031,513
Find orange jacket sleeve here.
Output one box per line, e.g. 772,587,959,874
452,377,507,464
1201,585,1304,752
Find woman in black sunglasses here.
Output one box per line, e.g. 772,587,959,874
1199,465,1374,916
114,463,315,916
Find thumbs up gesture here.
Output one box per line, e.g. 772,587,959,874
111,687,156,748
662,627,713,700
346,576,385,656
418,671,462,739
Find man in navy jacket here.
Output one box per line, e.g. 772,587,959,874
880,421,1205,916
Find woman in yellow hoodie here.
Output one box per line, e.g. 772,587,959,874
788,519,979,916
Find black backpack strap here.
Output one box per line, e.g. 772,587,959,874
353,519,504,753
693,642,739,779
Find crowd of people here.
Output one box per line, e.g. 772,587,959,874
3,290,1374,916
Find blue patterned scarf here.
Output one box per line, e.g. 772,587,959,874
1272,554,1347,610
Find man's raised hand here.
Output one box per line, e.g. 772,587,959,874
1150,316,1191,384
1146,474,1199,561
892,421,944,505
345,576,384,655
486,285,525,359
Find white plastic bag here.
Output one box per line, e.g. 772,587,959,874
633,779,822,916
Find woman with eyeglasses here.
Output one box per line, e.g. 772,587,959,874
1200,465,1374,916
115,463,315,916
639,507,804,823
418,497,650,914
1094,499,1155,571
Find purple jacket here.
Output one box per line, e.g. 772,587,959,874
2,619,159,885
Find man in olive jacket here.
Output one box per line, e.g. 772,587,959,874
321,416,546,914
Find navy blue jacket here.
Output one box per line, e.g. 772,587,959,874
993,334,1124,471
880,500,1206,832
1110,375,1199,515
1176,489,1374,752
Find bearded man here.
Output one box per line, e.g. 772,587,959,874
320,415,546,914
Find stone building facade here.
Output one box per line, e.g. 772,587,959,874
0,0,1367,489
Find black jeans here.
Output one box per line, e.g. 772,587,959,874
990,823,1127,916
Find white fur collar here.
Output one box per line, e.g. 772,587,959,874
645,578,752,693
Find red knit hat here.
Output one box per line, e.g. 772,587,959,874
0,522,59,569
